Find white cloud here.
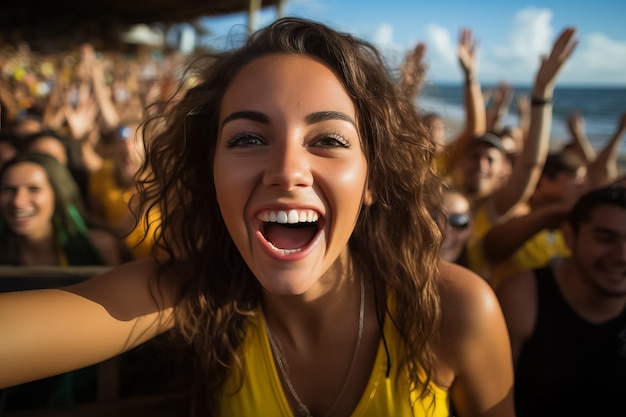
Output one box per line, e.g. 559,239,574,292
563,33,626,85
493,9,553,62
427,24,456,65
367,23,408,65
421,24,459,82
483,8,554,83
417,7,626,86
374,23,395,49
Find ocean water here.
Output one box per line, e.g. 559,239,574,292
417,83,626,155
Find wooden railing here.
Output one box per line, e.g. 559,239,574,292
0,266,109,292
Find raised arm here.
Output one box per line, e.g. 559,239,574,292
515,93,531,151
0,260,176,388
446,28,487,169
491,27,578,220
485,82,513,134
398,41,428,102
482,199,573,264
566,111,596,164
586,112,626,187
81,43,121,132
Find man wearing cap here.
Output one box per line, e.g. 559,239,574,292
452,132,511,203
481,152,588,288
450,28,578,281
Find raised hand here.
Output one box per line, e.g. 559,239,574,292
567,111,586,136
534,27,578,95
617,112,626,134
516,93,531,141
458,28,478,80
486,82,513,132
399,41,428,100
63,80,98,141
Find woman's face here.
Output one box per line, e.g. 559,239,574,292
214,54,371,296
0,162,55,239
440,190,472,263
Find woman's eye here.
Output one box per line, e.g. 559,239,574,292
313,133,350,148
28,187,41,193
227,133,265,148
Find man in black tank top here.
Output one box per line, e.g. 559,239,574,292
496,186,626,417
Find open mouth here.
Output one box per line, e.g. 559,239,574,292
8,208,36,224
256,209,321,255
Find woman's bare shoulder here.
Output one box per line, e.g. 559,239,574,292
434,260,514,402
436,260,502,338
438,261,497,306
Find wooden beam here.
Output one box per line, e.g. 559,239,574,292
247,0,262,36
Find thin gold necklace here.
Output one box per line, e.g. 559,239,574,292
265,278,365,417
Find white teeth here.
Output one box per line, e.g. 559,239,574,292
267,240,304,255
14,209,35,218
287,210,299,223
257,209,319,224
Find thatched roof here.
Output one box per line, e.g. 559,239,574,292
0,0,283,50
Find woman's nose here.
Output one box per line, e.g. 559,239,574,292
12,187,29,207
262,140,313,190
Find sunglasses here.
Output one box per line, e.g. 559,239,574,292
448,213,470,231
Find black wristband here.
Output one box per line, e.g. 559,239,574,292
531,96,553,106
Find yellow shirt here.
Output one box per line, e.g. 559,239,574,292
466,204,494,280
490,228,571,289
219,307,449,417
89,160,158,259
434,152,450,177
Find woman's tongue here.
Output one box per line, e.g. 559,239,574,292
264,223,316,250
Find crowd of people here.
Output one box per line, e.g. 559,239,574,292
0,16,625,417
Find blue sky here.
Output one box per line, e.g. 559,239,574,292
197,0,626,87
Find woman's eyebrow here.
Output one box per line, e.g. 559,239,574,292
220,110,356,128
221,111,269,128
306,111,356,127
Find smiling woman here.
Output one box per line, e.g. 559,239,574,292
0,152,123,266
0,18,515,417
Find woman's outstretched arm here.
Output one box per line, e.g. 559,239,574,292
0,259,177,388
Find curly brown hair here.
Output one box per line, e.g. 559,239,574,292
137,17,445,416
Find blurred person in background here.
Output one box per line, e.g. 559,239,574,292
89,119,158,259
496,185,626,417
440,184,473,266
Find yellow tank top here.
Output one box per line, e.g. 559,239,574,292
218,307,449,416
